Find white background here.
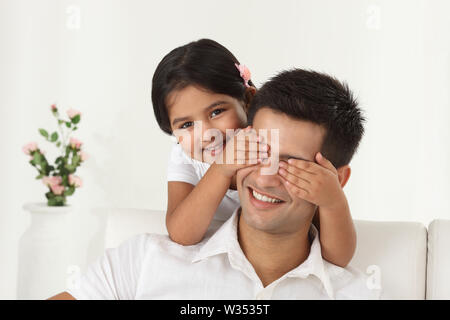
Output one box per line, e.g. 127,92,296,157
1,0,449,298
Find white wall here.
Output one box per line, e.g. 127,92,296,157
1,0,449,298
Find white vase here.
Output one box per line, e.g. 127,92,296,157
17,202,73,300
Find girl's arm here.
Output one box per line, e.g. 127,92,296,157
166,127,266,246
278,153,356,268
166,163,232,245
313,200,357,267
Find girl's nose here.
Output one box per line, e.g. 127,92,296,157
202,121,223,143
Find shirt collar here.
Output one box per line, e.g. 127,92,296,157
285,224,335,299
191,207,335,299
191,208,239,263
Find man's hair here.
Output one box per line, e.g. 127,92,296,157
248,69,365,168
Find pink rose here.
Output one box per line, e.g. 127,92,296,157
70,137,83,149
235,63,251,87
42,176,63,187
68,174,83,188
22,142,38,155
67,108,82,119
51,104,57,111
50,184,65,195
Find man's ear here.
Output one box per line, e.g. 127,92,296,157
243,86,257,112
336,165,351,188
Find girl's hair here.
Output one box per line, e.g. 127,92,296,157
151,38,255,135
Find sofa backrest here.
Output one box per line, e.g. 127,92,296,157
349,220,427,299
104,208,429,299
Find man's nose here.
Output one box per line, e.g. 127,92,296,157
254,161,283,188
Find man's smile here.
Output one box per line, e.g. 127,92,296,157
247,186,287,210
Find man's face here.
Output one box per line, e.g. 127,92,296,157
237,108,327,234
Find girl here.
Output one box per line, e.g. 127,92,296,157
151,38,356,267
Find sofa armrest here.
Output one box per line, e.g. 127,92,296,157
426,219,450,299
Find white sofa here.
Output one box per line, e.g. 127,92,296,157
103,208,450,300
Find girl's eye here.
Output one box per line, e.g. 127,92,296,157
180,121,193,129
211,108,225,118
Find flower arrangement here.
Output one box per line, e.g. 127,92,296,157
22,104,88,206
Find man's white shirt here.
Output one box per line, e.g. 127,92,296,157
67,208,381,300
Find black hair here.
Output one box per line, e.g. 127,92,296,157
248,69,365,168
151,38,255,135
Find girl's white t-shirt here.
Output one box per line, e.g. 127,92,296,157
167,143,240,223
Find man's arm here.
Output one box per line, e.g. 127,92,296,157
47,292,76,300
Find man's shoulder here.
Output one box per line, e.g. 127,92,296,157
324,262,382,300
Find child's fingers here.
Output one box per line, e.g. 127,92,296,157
279,175,310,200
235,150,268,162
235,134,259,144
233,130,269,149
234,137,258,152
235,143,269,153
286,158,319,175
244,150,269,165
315,152,338,174
235,128,266,143
278,167,311,190
278,161,315,181
234,138,269,152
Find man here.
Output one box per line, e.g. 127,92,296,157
49,69,380,300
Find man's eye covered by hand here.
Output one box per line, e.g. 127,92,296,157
277,153,346,209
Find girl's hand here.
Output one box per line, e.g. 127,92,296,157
277,152,346,210
213,126,269,178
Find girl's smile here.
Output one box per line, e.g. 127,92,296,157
167,85,248,162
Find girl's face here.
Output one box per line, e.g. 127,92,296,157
167,85,249,163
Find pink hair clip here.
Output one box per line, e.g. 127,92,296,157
235,63,251,88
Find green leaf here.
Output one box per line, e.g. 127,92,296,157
50,132,58,142
56,141,61,147
39,128,49,138
58,120,64,125
41,164,49,175
35,173,44,179
45,191,55,200
53,195,66,204
71,114,81,124
64,185,75,196
72,154,80,166
39,153,48,166
65,164,76,173
33,152,43,166
65,121,71,128
47,198,58,206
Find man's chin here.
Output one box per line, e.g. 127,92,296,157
241,186,288,230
